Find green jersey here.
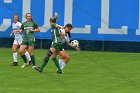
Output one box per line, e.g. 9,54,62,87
51,24,62,43
21,21,38,41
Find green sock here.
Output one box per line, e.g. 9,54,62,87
31,55,35,66
21,55,27,63
40,58,48,71
52,58,61,71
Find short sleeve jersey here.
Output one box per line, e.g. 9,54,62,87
21,21,38,41
51,24,62,43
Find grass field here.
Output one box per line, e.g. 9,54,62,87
1,48,140,93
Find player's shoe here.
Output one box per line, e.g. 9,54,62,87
21,63,27,68
11,62,18,66
34,67,42,73
32,66,36,69
57,70,63,74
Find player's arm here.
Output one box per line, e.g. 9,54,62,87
12,29,20,33
66,42,80,51
30,27,40,32
10,30,20,37
55,24,63,29
30,23,40,32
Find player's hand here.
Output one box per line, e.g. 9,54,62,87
29,28,34,32
75,47,80,51
54,12,58,19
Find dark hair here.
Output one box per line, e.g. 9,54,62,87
50,17,57,23
67,32,71,38
65,23,73,28
65,23,73,38
13,15,20,22
25,13,34,22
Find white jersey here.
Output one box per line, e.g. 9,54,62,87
12,21,22,39
60,29,70,43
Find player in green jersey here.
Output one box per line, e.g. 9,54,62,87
35,17,63,74
19,13,40,68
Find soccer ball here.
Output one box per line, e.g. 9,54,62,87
71,40,79,47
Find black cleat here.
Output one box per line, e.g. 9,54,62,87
57,70,63,74
11,62,18,66
35,67,42,73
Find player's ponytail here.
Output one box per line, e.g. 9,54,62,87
68,32,71,38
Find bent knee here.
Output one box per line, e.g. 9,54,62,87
19,49,24,55
64,55,70,62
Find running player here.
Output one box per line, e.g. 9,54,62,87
10,15,31,66
58,23,80,70
19,13,40,68
35,17,63,74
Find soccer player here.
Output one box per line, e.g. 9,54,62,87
19,13,40,68
35,17,63,74
58,24,80,70
10,15,31,66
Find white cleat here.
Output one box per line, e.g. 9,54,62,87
32,66,36,69
21,63,27,68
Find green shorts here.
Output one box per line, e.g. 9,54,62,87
51,43,63,52
21,40,35,46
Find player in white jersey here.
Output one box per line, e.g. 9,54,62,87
10,15,31,66
58,24,80,70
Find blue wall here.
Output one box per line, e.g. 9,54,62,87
0,0,139,42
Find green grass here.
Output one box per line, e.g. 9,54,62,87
1,48,140,93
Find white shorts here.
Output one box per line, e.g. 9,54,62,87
13,38,23,45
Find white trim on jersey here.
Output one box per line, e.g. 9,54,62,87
54,29,58,43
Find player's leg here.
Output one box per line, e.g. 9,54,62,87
12,39,19,66
51,51,62,73
19,38,32,65
28,45,36,68
51,43,63,73
19,44,27,68
58,50,70,70
35,48,55,72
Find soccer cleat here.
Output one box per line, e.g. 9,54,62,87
57,70,63,74
11,62,18,66
21,63,27,68
32,66,36,69
34,67,42,73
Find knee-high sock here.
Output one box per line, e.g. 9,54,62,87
40,49,53,71
52,58,61,71
21,54,27,63
31,55,35,66
25,52,31,62
13,52,18,62
59,59,66,70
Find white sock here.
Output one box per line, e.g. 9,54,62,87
59,59,62,68
25,52,31,62
60,59,66,70
13,52,18,62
